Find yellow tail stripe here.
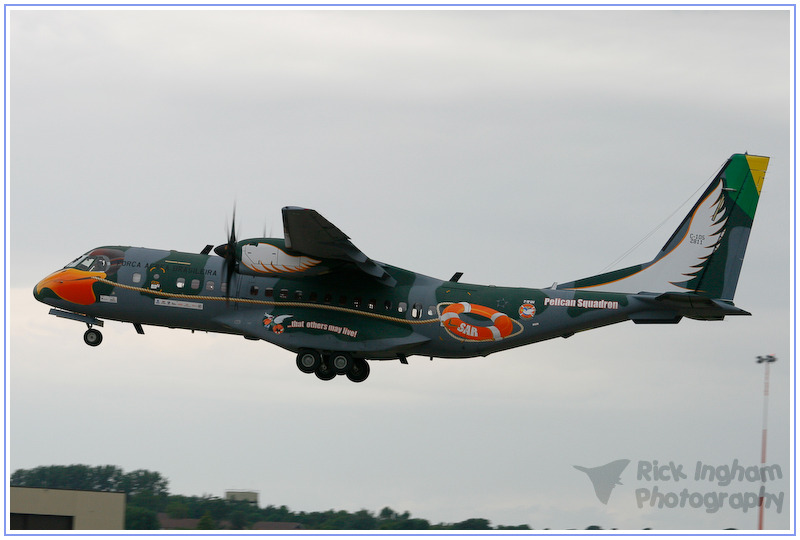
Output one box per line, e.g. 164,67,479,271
746,155,769,195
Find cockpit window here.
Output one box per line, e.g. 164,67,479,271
64,248,125,275
86,257,108,271
65,254,84,268
67,254,108,272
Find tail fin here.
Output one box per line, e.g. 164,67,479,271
558,153,768,300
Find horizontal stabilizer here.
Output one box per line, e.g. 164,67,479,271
635,292,751,321
630,311,683,324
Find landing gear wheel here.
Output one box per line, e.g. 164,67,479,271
330,352,353,375
83,328,103,347
315,359,336,381
296,350,321,374
346,358,370,383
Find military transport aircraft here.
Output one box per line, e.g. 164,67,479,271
34,153,769,383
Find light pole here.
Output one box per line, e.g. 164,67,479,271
756,354,777,530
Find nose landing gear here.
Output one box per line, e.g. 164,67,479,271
46,309,106,347
83,326,103,347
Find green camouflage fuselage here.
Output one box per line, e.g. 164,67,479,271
33,240,743,361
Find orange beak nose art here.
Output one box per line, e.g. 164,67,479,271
35,268,107,305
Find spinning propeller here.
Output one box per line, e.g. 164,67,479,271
213,207,239,299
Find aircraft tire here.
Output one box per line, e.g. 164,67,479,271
83,328,103,347
315,359,337,381
330,352,353,375
346,358,370,383
296,350,321,374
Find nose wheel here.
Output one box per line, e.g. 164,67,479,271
83,327,103,347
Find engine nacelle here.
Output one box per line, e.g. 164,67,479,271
215,238,336,277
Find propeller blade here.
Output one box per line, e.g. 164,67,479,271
213,205,238,301
229,206,237,246
224,206,237,298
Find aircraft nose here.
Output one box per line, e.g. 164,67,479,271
33,281,43,301
33,268,105,306
34,270,68,304
33,272,57,303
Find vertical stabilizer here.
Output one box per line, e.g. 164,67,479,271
558,154,768,300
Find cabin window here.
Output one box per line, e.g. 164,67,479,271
206,281,215,291
428,306,436,317
353,297,361,308
411,303,423,319
309,292,318,302
176,278,186,289
368,298,376,310
191,279,200,290
398,302,407,314
295,290,303,301
250,285,259,296
132,273,142,284
324,293,332,304
338,295,347,305
264,288,273,298
384,300,392,311
221,282,227,294
280,289,289,299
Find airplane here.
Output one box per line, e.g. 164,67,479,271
574,459,631,505
34,153,769,383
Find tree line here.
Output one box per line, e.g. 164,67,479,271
11,464,568,530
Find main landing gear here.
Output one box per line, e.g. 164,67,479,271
296,350,370,383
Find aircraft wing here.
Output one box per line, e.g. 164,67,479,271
282,206,397,286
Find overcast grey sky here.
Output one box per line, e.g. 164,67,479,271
7,7,793,531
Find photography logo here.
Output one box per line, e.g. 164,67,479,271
574,458,785,515
574,459,631,504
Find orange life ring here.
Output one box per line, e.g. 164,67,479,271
440,302,514,341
